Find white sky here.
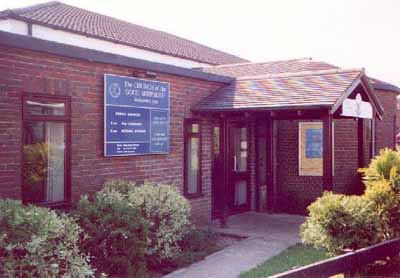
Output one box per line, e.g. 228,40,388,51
1,0,399,86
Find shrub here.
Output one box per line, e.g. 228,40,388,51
127,183,192,264
74,189,148,277
103,180,192,265
301,192,380,255
359,148,400,187
102,179,136,195
0,199,93,278
359,148,400,240
364,179,400,240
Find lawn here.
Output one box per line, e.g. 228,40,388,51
240,243,330,278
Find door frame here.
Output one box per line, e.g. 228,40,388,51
226,120,251,214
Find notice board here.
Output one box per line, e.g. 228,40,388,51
104,74,169,156
299,122,323,176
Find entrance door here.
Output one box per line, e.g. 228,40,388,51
228,122,250,213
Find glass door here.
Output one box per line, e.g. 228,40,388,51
228,122,250,213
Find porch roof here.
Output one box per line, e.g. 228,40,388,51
192,68,383,117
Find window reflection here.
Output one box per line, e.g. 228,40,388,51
234,127,247,172
187,137,199,194
26,100,65,116
23,122,65,203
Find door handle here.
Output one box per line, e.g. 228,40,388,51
233,156,237,172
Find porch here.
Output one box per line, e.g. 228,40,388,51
192,68,384,222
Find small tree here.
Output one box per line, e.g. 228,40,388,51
301,192,380,255
359,148,400,187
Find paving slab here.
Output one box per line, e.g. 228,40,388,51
164,212,305,278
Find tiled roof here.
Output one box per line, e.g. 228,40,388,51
0,1,248,65
193,69,364,111
201,58,338,77
201,58,400,93
370,78,400,93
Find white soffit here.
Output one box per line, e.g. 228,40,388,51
0,19,211,69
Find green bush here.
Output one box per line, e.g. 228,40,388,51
0,199,93,278
127,183,192,264
301,192,380,255
74,189,149,277
103,180,192,265
102,179,136,195
364,179,400,240
360,148,400,240
359,148,400,186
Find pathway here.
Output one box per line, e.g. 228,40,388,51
164,212,305,278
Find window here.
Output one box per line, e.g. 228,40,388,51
184,119,202,197
22,94,70,205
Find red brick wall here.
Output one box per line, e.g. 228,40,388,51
274,89,397,214
274,120,324,214
0,45,224,223
375,89,397,152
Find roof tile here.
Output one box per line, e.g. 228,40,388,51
2,1,247,65
193,69,363,111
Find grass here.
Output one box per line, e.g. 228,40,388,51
240,243,330,278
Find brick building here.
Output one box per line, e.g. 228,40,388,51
0,2,399,223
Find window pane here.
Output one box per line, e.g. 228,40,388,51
26,100,65,116
234,127,247,172
186,123,199,133
234,180,247,206
187,137,199,194
23,122,65,203
257,137,267,184
213,126,220,155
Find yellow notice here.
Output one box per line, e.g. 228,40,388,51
299,122,323,176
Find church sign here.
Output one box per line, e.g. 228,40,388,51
341,93,373,119
104,74,169,156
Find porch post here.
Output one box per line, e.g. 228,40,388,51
358,118,364,168
323,114,333,191
219,117,228,227
357,118,365,194
266,116,275,212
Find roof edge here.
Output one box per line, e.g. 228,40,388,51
371,82,400,93
236,68,364,80
10,1,60,16
192,104,332,113
200,57,312,69
0,30,234,84
0,2,248,66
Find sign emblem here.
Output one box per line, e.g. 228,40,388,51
109,82,121,98
355,94,362,116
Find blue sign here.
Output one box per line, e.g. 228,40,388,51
305,128,322,158
104,74,169,156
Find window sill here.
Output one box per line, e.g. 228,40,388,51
184,193,204,199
